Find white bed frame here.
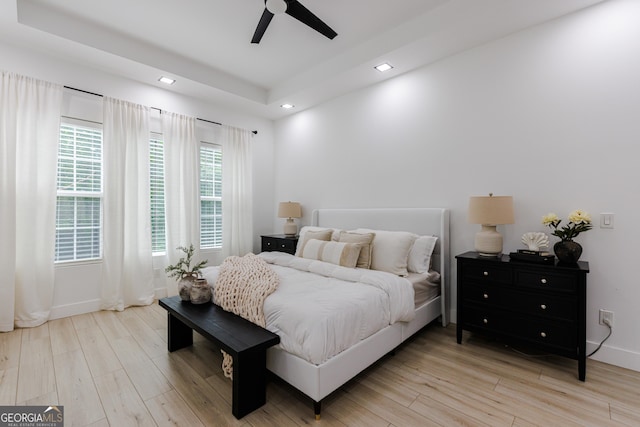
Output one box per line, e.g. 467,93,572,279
265,208,450,417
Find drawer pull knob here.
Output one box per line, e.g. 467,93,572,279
267,242,271,246
483,293,489,299
540,332,547,338
483,318,488,324
483,271,489,276
281,244,286,248
540,304,547,310
541,278,547,284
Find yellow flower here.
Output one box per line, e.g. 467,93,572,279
568,209,592,224
542,213,559,226
543,209,592,241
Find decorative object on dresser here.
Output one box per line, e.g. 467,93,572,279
508,250,555,265
509,232,553,264
261,234,299,255
278,201,302,236
521,232,549,251
468,194,514,257
165,244,209,302
456,251,589,381
542,210,592,264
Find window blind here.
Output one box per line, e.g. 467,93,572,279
150,137,166,253
55,123,103,262
200,144,222,249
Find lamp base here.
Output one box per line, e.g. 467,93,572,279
475,225,503,257
283,218,298,236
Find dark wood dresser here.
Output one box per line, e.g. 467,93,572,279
456,251,589,380
260,234,298,255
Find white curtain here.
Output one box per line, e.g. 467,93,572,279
162,111,200,296
101,97,154,310
221,125,253,257
0,72,62,331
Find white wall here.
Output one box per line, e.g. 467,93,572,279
0,40,275,318
273,0,640,371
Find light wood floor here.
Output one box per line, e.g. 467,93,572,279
1,302,639,426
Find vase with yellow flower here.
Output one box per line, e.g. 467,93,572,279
542,210,592,264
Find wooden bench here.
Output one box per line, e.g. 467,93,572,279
158,295,280,419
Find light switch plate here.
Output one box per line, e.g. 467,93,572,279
600,213,614,229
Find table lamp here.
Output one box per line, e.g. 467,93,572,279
278,202,302,236
468,194,514,256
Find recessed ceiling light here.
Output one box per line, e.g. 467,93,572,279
158,76,176,85
374,63,393,72
281,103,295,109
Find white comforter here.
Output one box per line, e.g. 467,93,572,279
201,251,415,365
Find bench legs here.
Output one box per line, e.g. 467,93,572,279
233,348,269,419
167,312,193,351
166,312,269,419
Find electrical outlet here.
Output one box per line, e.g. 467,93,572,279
599,309,614,327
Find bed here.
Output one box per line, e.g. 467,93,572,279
204,207,450,418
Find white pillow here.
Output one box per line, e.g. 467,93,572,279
295,227,333,256
407,235,438,274
355,228,417,276
337,231,375,269
301,239,361,268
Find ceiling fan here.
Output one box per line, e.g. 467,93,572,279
251,0,338,44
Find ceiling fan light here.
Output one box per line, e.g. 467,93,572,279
266,0,287,15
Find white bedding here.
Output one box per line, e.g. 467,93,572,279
407,271,441,307
201,251,416,365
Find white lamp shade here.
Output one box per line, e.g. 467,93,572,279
468,195,514,225
278,202,302,219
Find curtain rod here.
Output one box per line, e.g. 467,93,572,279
64,85,258,135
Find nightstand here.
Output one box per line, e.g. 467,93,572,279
456,251,589,380
261,234,298,255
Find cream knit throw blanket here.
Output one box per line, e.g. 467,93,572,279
214,253,279,379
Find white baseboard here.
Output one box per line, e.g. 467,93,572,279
50,298,102,320
50,287,168,320
587,340,640,372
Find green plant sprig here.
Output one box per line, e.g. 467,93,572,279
165,244,208,281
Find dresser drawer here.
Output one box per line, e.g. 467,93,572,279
515,270,576,293
462,284,576,322
460,306,515,335
261,236,297,254
521,318,577,350
462,306,576,350
513,293,576,321
461,282,513,308
462,263,511,284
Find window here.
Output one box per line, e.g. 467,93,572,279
55,122,103,262
200,143,222,249
150,135,166,253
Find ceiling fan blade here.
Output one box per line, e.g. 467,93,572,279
285,0,337,40
251,8,275,44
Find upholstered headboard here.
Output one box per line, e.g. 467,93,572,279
312,208,450,325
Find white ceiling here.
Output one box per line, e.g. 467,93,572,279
1,0,604,119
